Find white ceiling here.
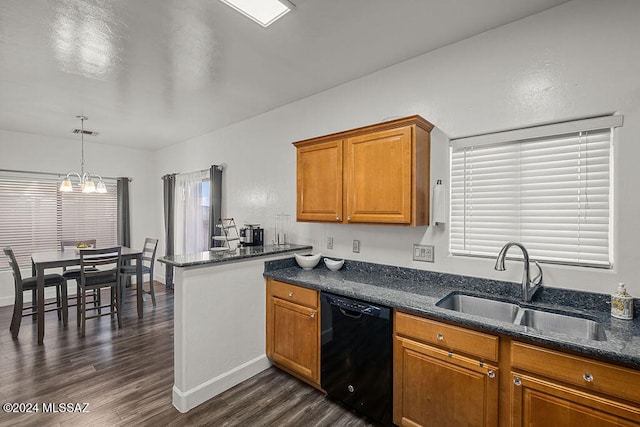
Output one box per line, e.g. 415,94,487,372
0,0,569,150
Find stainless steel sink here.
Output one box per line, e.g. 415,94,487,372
517,309,607,341
436,293,520,323
436,293,607,341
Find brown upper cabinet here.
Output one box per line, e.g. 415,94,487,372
293,115,433,226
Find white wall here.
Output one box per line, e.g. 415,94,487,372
0,129,158,306
155,0,640,297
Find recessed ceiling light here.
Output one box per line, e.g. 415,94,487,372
220,0,293,27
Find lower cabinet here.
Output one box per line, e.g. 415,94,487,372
510,341,640,426
393,311,499,427
265,281,640,426
266,278,320,387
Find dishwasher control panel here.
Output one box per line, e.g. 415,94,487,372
321,293,388,318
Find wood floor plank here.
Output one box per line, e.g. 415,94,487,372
0,282,375,427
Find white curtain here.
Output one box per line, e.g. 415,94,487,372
174,169,210,255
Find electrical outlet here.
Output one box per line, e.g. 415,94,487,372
327,237,334,250
413,244,434,262
352,240,360,253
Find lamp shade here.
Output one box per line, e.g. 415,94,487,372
59,179,73,192
96,180,107,193
82,179,96,193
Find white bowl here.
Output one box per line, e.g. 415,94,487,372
294,253,321,270
324,258,344,271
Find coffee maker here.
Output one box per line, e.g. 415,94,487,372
240,224,264,246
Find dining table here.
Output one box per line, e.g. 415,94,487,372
31,246,144,344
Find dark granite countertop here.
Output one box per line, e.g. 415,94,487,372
158,244,312,268
264,257,640,368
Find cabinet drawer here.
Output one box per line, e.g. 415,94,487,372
395,311,499,362
269,280,318,309
511,341,640,404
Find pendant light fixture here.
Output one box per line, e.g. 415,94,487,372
59,115,107,194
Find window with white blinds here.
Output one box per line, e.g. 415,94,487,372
0,171,118,269
450,115,622,268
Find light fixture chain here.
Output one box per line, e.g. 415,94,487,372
77,115,87,177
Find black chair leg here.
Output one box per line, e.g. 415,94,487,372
149,273,156,307
115,285,122,329
110,288,116,319
61,283,68,326
10,293,22,339
31,289,37,321
56,286,62,321
119,276,126,312
80,288,86,337
77,285,82,327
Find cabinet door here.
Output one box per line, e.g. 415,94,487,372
345,126,413,224
394,336,498,427
511,373,640,426
267,297,319,385
511,341,640,405
296,139,343,222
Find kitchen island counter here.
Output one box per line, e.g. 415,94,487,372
158,244,312,268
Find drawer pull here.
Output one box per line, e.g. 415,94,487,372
583,373,594,382
487,370,496,379
288,292,294,297
437,333,444,341
513,377,522,386
336,216,340,221
310,312,315,318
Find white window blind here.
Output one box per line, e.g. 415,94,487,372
450,115,621,268
0,171,117,269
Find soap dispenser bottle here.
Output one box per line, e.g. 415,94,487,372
611,283,633,320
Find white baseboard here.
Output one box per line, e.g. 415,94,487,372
0,295,14,307
172,354,272,413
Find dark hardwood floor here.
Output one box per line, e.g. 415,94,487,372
0,283,374,427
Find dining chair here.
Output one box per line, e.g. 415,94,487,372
119,238,158,309
3,246,68,339
78,246,122,337
60,239,101,312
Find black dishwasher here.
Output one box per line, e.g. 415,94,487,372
320,292,392,426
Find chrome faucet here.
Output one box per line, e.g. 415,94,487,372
494,242,543,302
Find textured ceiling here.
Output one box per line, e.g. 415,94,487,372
0,0,569,150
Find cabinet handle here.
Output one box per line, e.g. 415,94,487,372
487,370,496,379
336,216,340,221
347,216,351,221
583,373,594,382
513,377,522,386
437,333,444,341
310,312,315,318
288,291,293,297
